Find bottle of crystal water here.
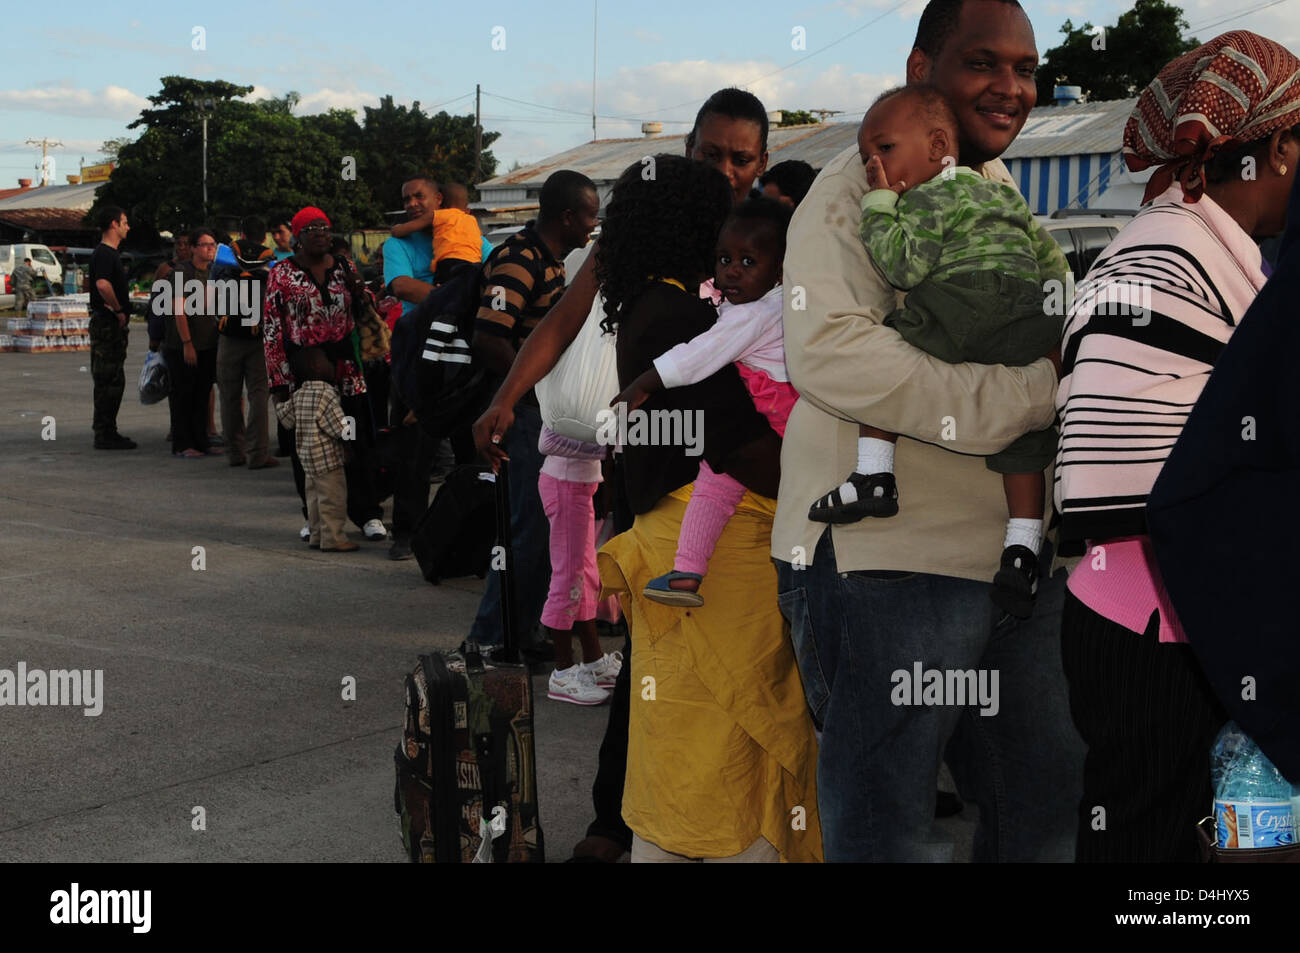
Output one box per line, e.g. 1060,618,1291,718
1210,722,1247,791
1212,723,1299,849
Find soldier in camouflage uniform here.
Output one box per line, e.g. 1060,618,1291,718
808,84,1069,618
12,258,38,314
88,206,137,450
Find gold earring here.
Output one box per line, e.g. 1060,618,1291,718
1282,164,1289,176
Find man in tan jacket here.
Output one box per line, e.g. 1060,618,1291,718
774,0,1083,861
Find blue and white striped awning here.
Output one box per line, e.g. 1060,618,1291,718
1003,153,1126,215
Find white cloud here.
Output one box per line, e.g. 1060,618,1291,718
295,88,382,115
546,58,898,130
0,85,149,120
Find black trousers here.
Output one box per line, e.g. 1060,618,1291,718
288,390,383,530
165,347,217,454
1060,588,1227,862
584,453,636,851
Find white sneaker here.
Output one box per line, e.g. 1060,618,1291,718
583,651,623,689
363,519,388,540
300,524,310,541
547,665,610,706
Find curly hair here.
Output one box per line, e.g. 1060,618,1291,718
595,155,733,334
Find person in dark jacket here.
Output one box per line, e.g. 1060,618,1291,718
1147,172,1300,786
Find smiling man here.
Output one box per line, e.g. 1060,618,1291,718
774,0,1083,862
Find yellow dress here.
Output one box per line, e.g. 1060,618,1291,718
598,484,823,862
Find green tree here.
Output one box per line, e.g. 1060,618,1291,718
1036,0,1199,103
89,76,255,244
88,78,498,243
359,95,499,210
777,109,819,126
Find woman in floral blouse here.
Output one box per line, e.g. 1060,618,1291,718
263,206,386,542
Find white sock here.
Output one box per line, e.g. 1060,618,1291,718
1003,518,1043,553
833,438,896,506
857,437,895,475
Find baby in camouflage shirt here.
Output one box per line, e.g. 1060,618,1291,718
808,84,1070,618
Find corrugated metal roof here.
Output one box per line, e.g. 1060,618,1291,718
480,98,1140,192
479,123,862,191
1003,98,1137,159
0,182,102,211
0,208,94,230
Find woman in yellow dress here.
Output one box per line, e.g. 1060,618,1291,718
593,154,821,862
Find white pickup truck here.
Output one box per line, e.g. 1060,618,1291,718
0,243,64,310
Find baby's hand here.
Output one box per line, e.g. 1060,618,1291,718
865,156,907,194
612,382,651,413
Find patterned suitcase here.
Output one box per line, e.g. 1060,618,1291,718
394,461,544,862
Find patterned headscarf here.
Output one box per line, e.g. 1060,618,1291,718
1124,31,1300,204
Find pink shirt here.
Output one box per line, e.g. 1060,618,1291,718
1066,536,1186,643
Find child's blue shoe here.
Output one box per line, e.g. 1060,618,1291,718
643,571,704,608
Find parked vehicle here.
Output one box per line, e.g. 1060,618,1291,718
1037,211,1135,283
0,243,63,289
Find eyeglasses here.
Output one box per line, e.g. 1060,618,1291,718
299,224,329,235
195,241,217,248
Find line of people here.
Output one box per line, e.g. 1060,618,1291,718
467,7,1300,863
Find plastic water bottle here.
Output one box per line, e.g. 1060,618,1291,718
1212,723,1298,849
1210,722,1247,791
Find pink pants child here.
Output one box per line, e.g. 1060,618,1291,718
674,365,797,577
537,427,606,631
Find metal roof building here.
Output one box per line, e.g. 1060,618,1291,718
475,97,1150,223
0,182,103,244
1001,97,1150,215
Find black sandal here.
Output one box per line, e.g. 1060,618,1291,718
808,472,899,523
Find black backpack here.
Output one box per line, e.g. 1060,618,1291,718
390,260,492,443
212,239,273,338
410,464,497,584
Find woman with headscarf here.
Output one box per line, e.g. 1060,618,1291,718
1054,31,1300,862
262,206,387,543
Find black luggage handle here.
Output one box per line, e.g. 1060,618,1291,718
495,461,520,663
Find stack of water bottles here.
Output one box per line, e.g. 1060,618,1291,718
1212,722,1300,851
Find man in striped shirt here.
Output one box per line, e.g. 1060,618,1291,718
469,170,601,654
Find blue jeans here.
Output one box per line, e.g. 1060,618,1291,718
469,404,549,647
775,529,1083,862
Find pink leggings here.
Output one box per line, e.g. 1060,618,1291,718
674,461,746,577
538,472,600,631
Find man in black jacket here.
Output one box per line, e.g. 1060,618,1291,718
88,205,137,450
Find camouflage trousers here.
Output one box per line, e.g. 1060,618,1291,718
89,313,129,439
14,286,32,314
886,270,1059,475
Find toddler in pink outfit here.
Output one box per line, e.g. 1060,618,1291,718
613,198,796,607
538,427,624,705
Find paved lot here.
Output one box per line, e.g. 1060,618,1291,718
0,341,975,862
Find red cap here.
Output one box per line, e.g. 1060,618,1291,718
291,206,331,237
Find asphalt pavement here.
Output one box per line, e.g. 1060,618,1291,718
0,338,975,862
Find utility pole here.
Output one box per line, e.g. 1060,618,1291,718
592,1,598,140
474,84,482,185
26,138,63,186
190,97,215,220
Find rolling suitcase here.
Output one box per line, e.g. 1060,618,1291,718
394,461,544,863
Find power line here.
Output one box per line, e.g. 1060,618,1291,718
481,90,591,117
1183,0,1292,36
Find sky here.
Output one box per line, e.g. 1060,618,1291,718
1,0,1296,189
